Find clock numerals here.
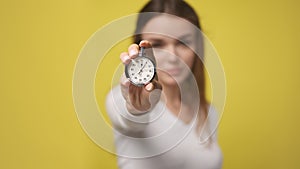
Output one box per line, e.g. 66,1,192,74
126,57,155,86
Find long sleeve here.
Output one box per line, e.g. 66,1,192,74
106,86,223,169
105,85,150,134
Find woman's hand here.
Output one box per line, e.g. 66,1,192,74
120,40,162,115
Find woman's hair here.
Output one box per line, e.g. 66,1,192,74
134,0,208,131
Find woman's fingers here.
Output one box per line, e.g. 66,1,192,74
119,41,161,114
128,80,162,113
120,44,140,65
145,83,154,92
120,52,131,65
139,40,152,48
120,41,154,65
128,44,139,58
145,79,162,92
129,84,151,112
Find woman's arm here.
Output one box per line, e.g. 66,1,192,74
106,40,162,134
105,85,152,133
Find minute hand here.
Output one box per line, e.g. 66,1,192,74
138,61,147,74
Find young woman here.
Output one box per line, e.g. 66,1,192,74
106,0,223,168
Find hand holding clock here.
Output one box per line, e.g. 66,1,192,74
120,40,162,115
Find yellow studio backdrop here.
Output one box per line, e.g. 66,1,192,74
0,0,299,169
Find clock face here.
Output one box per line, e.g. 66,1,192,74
125,56,156,86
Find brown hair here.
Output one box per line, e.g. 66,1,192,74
134,0,208,131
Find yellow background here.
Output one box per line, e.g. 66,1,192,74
1,0,300,169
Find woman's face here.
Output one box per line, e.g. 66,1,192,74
141,15,197,86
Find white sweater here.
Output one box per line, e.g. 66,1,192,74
106,85,223,169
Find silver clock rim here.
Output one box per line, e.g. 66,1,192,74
125,56,156,86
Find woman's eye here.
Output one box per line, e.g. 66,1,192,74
152,42,163,48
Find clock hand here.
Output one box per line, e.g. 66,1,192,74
134,60,146,75
141,61,147,70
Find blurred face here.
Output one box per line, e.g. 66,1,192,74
141,15,197,86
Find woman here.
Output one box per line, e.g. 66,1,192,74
106,0,223,168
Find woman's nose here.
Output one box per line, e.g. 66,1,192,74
165,45,179,62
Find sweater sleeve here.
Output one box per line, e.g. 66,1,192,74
105,85,150,134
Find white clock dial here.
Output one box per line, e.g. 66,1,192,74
125,56,156,86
